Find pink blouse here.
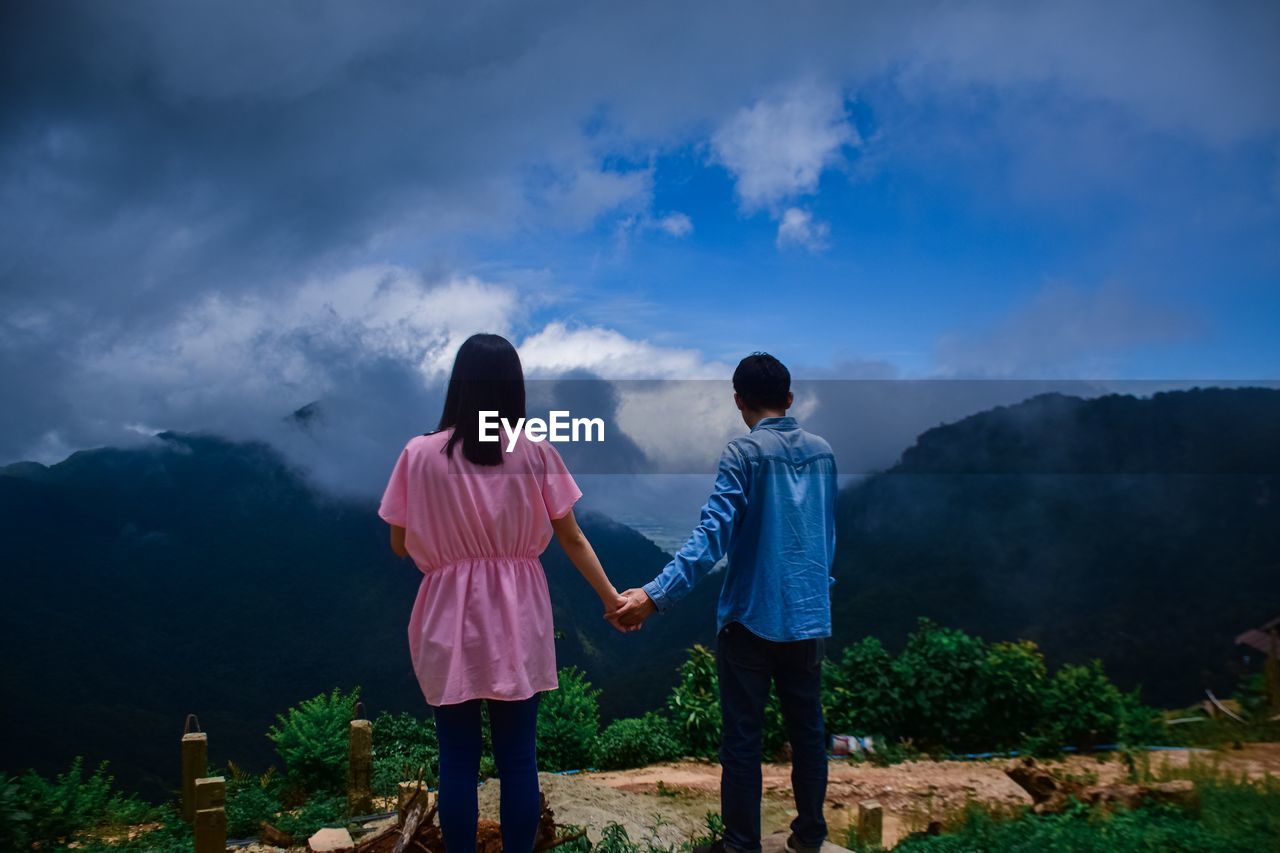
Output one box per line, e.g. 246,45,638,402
378,429,582,707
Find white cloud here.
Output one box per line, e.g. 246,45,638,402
86,265,520,397
655,212,693,237
711,80,858,212
775,207,831,251
518,322,724,379
25,263,737,497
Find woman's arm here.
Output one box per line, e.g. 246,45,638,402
389,524,408,558
550,509,624,613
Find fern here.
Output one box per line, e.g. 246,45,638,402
266,686,361,794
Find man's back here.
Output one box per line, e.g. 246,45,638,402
624,352,836,853
718,415,837,641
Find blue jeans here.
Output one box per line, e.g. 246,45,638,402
431,694,541,853
717,621,827,853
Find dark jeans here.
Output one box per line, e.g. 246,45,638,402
717,621,827,853
431,694,541,853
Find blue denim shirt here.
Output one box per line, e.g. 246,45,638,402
641,416,837,641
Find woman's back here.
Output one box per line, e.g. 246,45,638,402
382,429,581,573
379,428,581,706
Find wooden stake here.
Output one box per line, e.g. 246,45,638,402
181,732,208,822
349,718,374,815
856,799,883,848
193,776,226,853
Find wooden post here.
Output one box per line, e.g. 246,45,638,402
856,799,883,848
348,717,374,815
193,776,226,853
181,714,208,823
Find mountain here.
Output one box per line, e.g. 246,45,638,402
0,433,716,799
829,387,1280,706
3,386,1277,797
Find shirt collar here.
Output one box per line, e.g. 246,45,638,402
751,415,798,432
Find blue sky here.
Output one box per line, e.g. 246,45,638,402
2,1,1278,495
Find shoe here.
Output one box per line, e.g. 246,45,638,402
784,834,824,853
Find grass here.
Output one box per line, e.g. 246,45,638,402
873,753,1280,853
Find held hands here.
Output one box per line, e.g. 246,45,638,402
608,587,657,631
601,590,640,633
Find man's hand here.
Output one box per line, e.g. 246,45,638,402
601,591,635,632
610,587,657,630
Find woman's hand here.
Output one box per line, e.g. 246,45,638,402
612,588,657,629
602,590,641,633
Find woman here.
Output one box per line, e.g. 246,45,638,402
378,333,625,852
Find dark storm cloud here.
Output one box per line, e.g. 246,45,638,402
6,1,1276,313
2,0,1278,483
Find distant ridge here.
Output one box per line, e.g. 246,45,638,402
830,387,1280,706
1,386,1276,795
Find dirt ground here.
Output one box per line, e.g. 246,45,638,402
584,744,1280,848
235,744,1280,851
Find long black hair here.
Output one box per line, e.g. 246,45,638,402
433,333,526,466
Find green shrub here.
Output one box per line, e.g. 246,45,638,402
593,712,683,770
538,667,601,771
825,624,1152,757
824,637,899,738
1,775,32,851
892,619,990,752
1040,661,1123,750
667,645,721,758
221,762,282,838
267,686,361,794
73,805,193,853
981,640,1048,750
1116,687,1164,750
14,756,159,847
372,710,440,793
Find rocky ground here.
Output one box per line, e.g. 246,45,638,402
584,744,1280,848
236,744,1280,851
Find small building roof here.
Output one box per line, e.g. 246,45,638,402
1236,615,1280,653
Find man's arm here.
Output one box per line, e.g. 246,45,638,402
615,443,750,626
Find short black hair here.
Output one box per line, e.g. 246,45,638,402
733,352,790,412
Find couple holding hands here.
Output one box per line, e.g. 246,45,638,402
379,335,838,853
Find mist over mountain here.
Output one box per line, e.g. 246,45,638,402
1,386,1276,798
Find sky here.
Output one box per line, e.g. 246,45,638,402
2,1,1279,534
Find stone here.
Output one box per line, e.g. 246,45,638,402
309,826,356,852
397,782,432,824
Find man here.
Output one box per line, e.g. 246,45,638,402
613,353,838,853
